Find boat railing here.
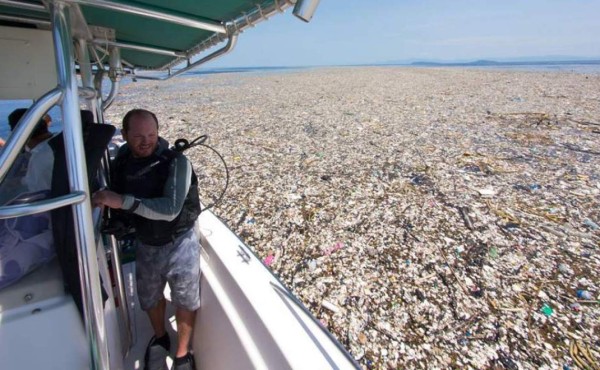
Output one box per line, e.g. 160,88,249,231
0,3,112,369
0,192,86,219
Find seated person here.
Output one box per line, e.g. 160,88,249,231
0,190,53,289
0,109,55,289
8,108,55,193
0,109,55,204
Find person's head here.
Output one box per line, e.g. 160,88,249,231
122,109,159,158
8,108,51,138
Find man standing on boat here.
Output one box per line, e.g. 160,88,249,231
93,109,201,370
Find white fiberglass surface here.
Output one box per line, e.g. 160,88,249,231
122,262,177,370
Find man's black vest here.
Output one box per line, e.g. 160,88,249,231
112,147,200,246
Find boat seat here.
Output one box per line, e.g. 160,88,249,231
49,119,116,317
0,257,64,313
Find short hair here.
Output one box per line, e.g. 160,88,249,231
122,109,159,133
8,108,50,138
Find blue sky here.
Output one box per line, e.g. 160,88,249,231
209,0,600,67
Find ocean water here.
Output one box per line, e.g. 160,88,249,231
466,63,600,74
0,101,62,140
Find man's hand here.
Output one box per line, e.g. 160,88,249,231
92,190,124,209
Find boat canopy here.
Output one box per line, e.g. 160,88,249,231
0,0,318,77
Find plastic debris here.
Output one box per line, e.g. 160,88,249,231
498,350,518,370
558,263,572,275
541,304,554,316
470,286,485,298
576,290,592,300
107,67,600,370
513,183,541,191
321,299,340,313
323,241,344,255
583,218,600,230
477,187,497,197
264,254,275,266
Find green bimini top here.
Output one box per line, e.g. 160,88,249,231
0,0,300,73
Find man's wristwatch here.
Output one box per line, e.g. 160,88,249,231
129,198,141,212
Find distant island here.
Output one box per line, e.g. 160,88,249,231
407,59,600,67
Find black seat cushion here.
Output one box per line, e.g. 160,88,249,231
49,122,115,317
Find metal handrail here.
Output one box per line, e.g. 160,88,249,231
51,2,110,369
133,33,238,81
0,192,86,219
0,13,51,26
92,39,187,58
80,36,133,355
0,0,46,12
107,233,133,355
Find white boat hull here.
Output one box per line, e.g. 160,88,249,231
194,210,357,369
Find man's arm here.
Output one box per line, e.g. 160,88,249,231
94,154,192,221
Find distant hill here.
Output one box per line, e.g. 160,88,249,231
381,55,600,65
406,59,600,67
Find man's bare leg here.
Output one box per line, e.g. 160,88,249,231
175,308,197,357
147,297,167,337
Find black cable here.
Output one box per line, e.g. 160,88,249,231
195,142,229,212
171,135,229,212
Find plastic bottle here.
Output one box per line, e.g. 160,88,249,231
576,290,592,300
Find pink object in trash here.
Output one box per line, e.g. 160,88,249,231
324,242,344,256
264,254,275,266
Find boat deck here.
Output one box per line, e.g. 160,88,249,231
122,262,178,370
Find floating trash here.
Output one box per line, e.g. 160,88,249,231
583,218,599,230
541,304,554,317
576,290,592,300
462,164,481,173
503,222,520,230
570,303,582,312
106,67,600,370
415,289,425,302
558,263,572,275
470,286,485,298
321,299,340,313
264,254,275,266
323,241,344,255
477,187,497,197
410,173,432,186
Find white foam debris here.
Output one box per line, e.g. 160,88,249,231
108,67,600,370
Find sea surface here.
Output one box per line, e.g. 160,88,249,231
1,61,599,139
0,101,62,140
458,63,600,74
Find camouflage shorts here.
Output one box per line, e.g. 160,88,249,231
136,229,201,311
